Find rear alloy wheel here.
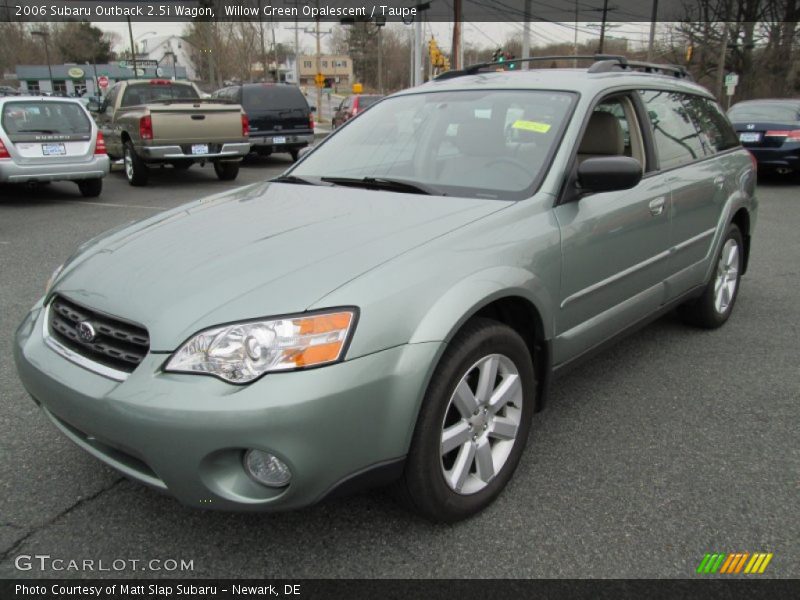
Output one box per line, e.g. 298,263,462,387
123,140,148,186
77,178,102,198
213,161,240,181
679,223,743,328
397,318,535,522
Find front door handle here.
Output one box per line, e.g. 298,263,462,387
649,197,665,216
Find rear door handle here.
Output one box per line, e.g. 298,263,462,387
649,197,665,216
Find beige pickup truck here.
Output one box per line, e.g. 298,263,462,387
94,79,250,186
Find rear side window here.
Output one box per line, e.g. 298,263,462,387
680,95,740,154
2,101,90,135
639,90,705,170
242,86,308,111
121,83,199,107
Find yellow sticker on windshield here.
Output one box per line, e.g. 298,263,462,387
512,120,551,133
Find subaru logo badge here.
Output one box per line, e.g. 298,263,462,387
77,321,96,343
746,124,755,130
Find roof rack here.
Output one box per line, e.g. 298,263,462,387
434,54,692,81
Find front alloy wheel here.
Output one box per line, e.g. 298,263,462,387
440,354,522,495
396,318,535,522
714,238,739,315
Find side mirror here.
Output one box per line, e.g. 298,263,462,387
577,156,642,195
309,105,317,113
86,101,100,112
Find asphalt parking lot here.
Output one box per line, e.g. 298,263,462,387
0,165,798,579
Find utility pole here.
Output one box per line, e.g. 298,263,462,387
315,1,321,121
271,20,279,82
574,0,579,63
598,0,609,54
715,22,730,101
647,0,659,61
127,17,138,74
31,30,53,93
259,17,267,82
522,0,531,69
451,0,461,70
414,16,422,85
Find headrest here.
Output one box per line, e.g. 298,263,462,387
578,111,624,155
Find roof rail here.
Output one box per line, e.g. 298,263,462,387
434,54,692,81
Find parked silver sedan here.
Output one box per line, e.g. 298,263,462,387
0,97,109,197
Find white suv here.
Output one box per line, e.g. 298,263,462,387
0,97,110,197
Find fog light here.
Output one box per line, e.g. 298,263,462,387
243,450,292,487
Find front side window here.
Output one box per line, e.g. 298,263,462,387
291,89,575,200
640,90,705,170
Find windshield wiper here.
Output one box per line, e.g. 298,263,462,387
271,174,326,186
320,176,443,196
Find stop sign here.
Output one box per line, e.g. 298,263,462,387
98,75,109,89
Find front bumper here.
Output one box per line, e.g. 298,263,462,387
0,155,110,183
138,142,251,162
14,300,441,511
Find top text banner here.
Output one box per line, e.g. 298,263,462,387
2,0,721,23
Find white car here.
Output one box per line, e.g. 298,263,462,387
0,97,110,197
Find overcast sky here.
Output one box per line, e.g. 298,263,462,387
96,21,654,55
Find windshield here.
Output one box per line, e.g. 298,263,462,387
291,89,575,199
728,103,799,124
2,101,90,134
121,83,199,107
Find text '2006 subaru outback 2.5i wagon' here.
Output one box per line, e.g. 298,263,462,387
14,56,756,522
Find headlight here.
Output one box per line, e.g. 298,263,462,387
45,264,64,294
164,309,357,384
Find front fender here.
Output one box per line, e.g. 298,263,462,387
409,266,554,345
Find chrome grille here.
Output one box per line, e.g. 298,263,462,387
48,295,150,374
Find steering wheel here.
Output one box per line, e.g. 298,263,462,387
485,157,531,177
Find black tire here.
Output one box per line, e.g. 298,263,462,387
678,223,744,328
123,140,148,186
213,161,240,181
290,149,300,162
396,318,536,522
77,178,102,198
171,161,192,171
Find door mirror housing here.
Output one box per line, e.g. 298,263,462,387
309,105,317,113
86,100,101,112
577,156,642,195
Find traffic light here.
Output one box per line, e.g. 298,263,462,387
505,52,516,69
492,48,503,62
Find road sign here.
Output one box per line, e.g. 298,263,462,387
352,82,363,94
314,73,325,87
137,60,158,68
97,75,109,89
118,61,128,69
726,84,736,96
725,73,739,87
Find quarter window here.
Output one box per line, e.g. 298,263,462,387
639,90,705,170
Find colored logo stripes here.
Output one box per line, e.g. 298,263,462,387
697,552,773,574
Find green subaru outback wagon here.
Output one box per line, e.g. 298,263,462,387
14,56,756,522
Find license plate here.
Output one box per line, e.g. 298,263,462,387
191,144,209,155
739,132,761,143
272,136,286,145
41,143,66,156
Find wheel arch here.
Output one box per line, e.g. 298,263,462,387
408,266,554,411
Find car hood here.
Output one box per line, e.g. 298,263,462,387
53,182,508,350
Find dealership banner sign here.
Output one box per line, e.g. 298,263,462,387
1,0,747,23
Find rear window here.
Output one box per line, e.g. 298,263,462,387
242,85,308,111
121,83,199,107
358,96,382,108
2,101,90,135
728,103,800,124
